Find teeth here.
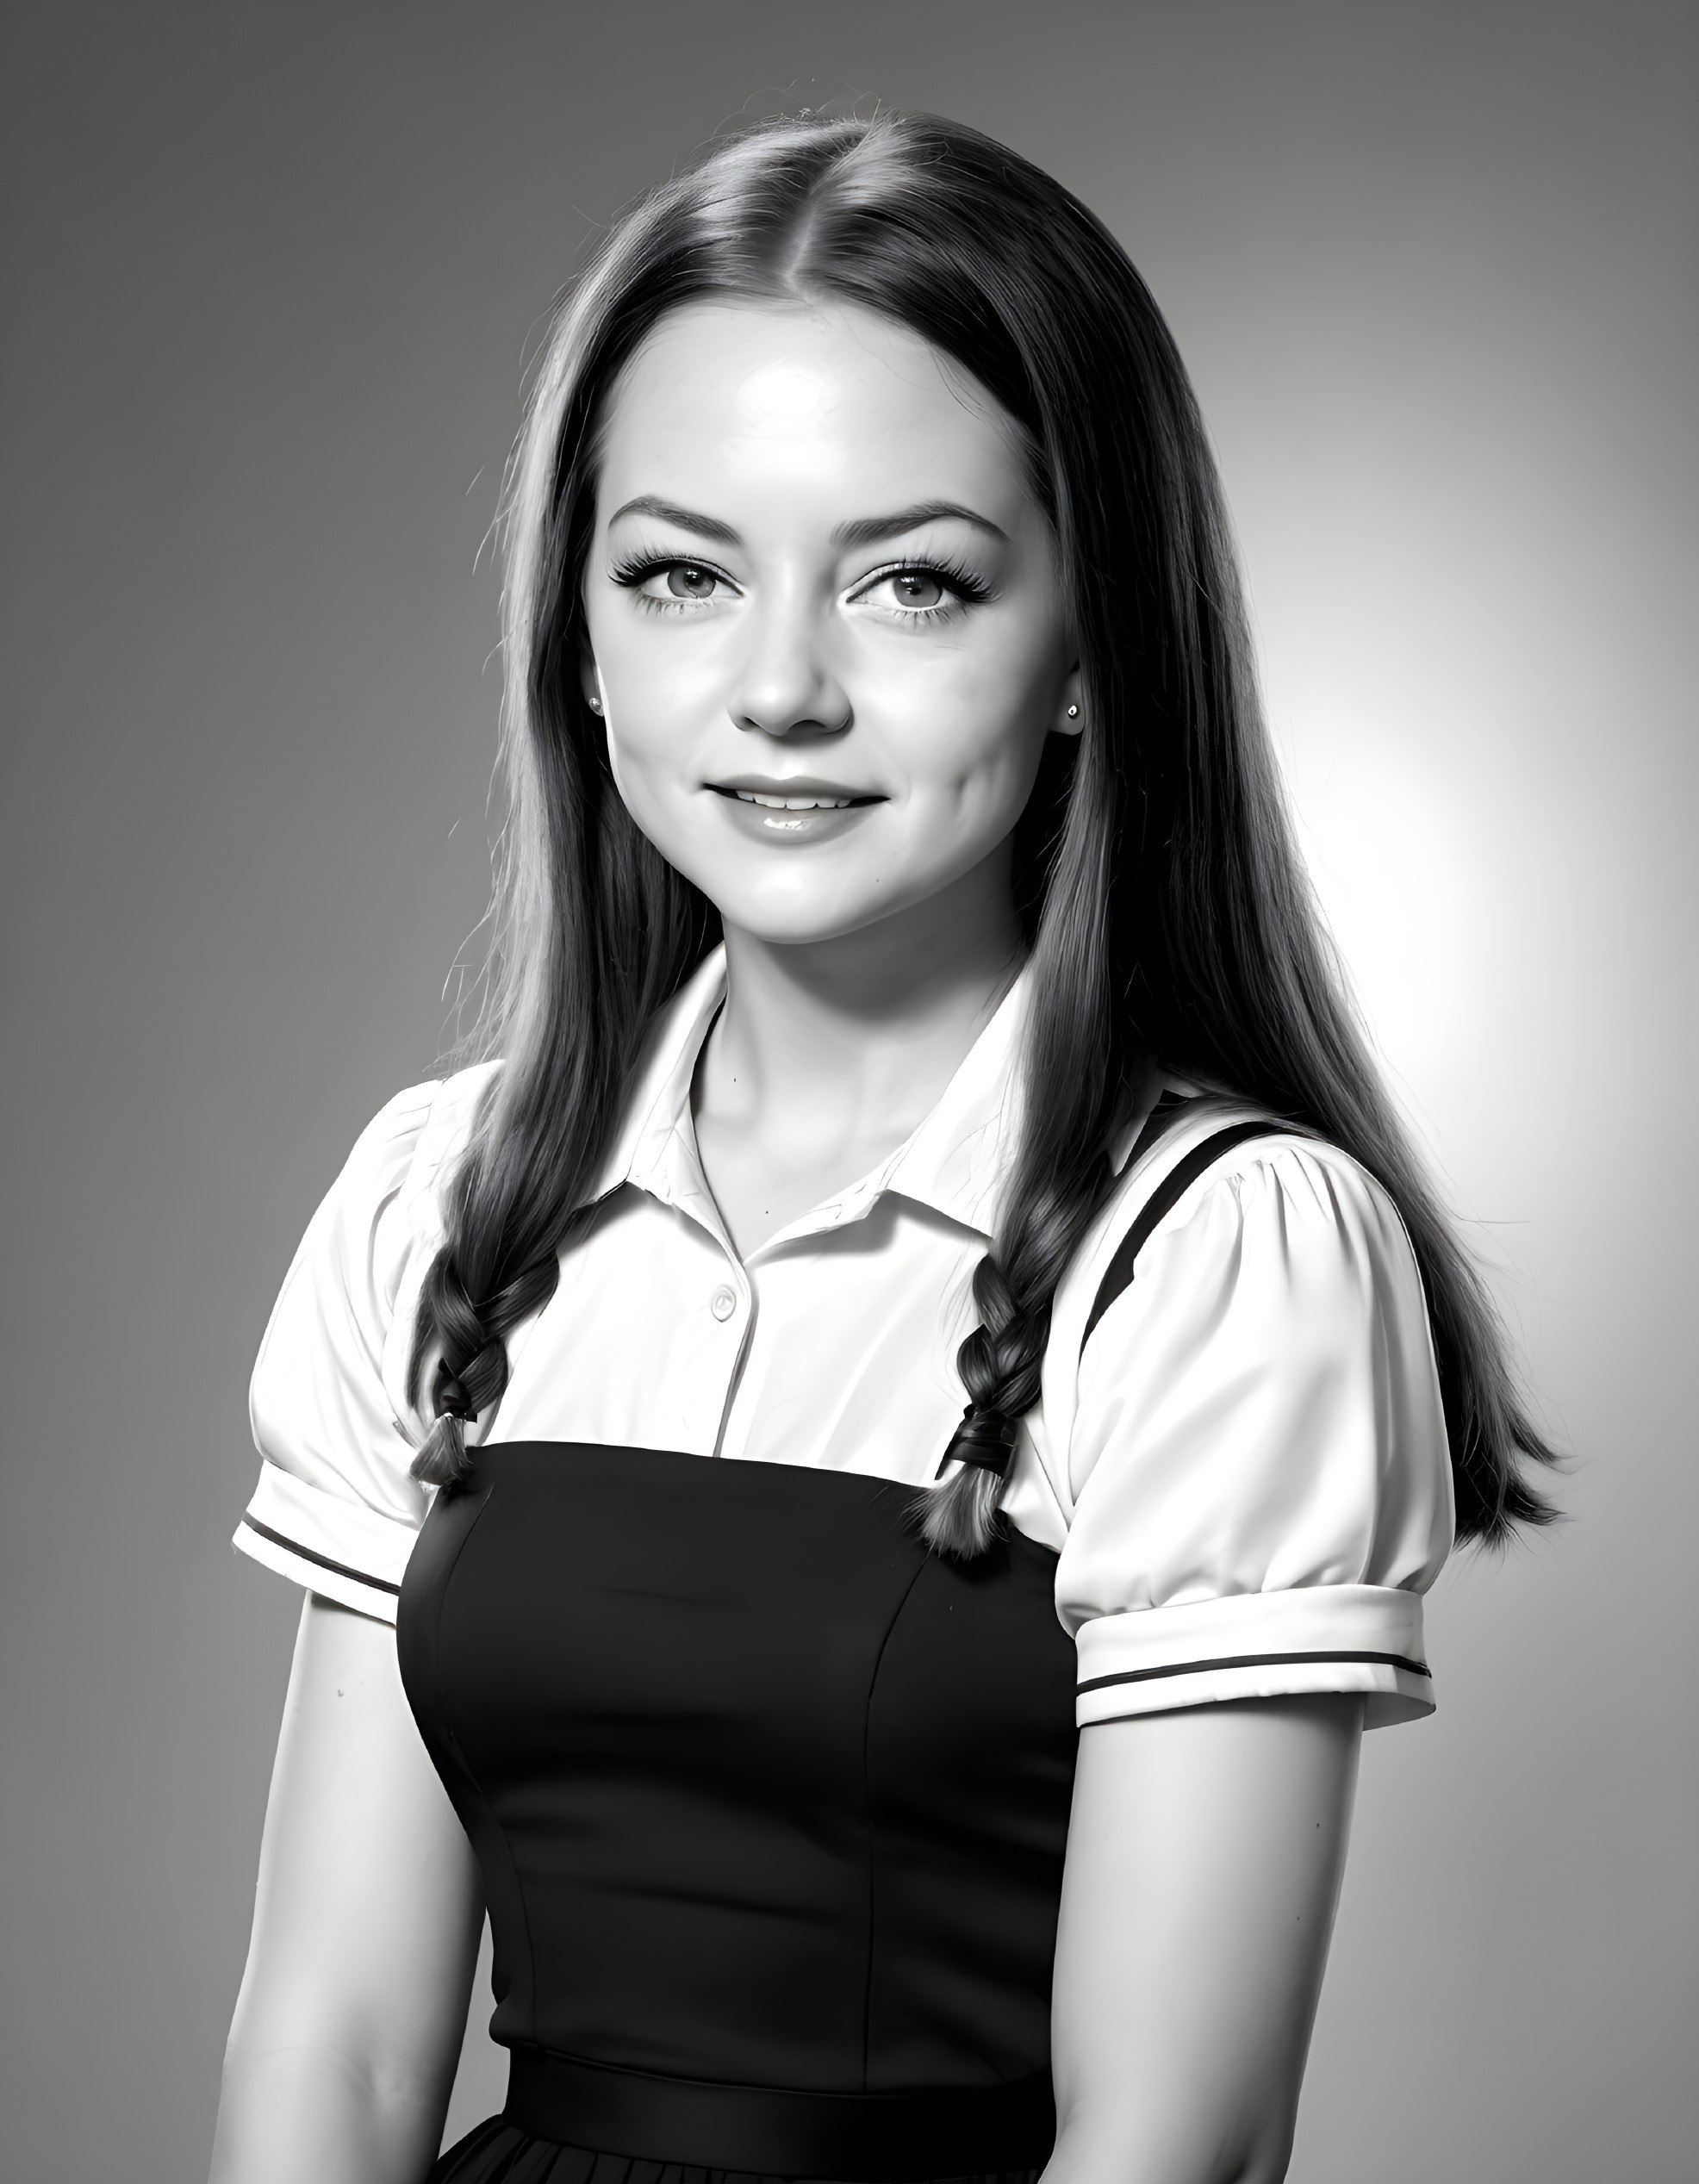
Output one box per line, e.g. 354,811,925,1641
733,790,855,810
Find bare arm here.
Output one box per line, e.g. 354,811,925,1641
1044,1696,1363,2184
208,1596,485,2184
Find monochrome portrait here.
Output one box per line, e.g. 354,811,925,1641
3,9,1690,2181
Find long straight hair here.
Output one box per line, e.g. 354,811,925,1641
408,109,1556,1548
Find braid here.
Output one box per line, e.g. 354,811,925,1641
407,1103,616,1490
919,1147,1118,1560
408,1225,564,1490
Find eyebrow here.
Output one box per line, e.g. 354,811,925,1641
606,495,1010,548
834,501,1010,548
607,496,741,544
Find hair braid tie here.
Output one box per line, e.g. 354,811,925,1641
937,1403,1021,1478
432,1331,503,1425
434,1371,476,1422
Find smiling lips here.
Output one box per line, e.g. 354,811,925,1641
710,781,884,812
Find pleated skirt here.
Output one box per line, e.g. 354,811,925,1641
432,2114,1043,2184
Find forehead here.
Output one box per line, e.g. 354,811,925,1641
594,299,1033,525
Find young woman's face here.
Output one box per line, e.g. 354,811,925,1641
582,299,1079,949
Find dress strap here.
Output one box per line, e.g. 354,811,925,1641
1081,1111,1296,1349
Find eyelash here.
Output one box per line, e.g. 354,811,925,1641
607,554,722,617
868,554,991,616
607,552,992,619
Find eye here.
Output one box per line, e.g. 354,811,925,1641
660,563,720,601
888,570,947,611
856,560,989,619
610,553,737,613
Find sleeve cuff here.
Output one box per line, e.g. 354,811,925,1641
1074,1583,1434,1729
233,1460,421,1624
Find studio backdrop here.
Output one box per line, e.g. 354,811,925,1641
3,5,1693,2181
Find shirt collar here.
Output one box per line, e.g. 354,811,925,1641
588,946,1035,1248
870,969,1030,1240
587,947,729,1222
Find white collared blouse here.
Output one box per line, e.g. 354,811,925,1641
236,949,1453,1728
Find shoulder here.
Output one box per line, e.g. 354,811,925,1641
317,1061,501,1250
252,1062,501,1388
1085,1097,1414,1296
1042,1099,1437,1430
347,1060,499,1192
1130,1125,1416,1293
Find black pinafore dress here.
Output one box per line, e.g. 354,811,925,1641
398,1441,1077,2184
398,1117,1268,2183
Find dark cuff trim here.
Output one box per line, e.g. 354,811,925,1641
239,1515,401,1596
1079,1646,1431,1693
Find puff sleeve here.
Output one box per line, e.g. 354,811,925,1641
1055,1137,1454,1728
233,1074,485,1622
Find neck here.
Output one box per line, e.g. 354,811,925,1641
704,859,1024,1153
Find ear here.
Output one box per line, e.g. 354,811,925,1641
1054,664,1085,737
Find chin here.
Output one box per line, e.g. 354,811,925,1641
694,872,924,948
715,902,890,949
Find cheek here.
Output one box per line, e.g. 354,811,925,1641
884,646,1055,809
592,617,728,773
592,639,694,777
601,725,644,812
602,718,696,861
595,675,722,882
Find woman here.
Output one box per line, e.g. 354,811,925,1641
210,109,1553,2184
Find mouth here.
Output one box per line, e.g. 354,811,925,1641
707,781,885,812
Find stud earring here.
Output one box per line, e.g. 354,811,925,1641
588,693,604,715
1066,703,1080,719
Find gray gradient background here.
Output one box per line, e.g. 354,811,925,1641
3,4,1694,2179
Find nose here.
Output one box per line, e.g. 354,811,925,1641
728,591,851,742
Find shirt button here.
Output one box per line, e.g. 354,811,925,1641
710,1286,737,1322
